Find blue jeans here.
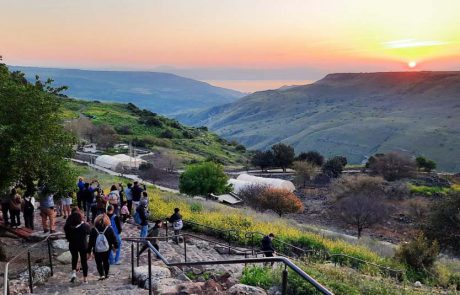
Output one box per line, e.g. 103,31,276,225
140,225,148,238
85,202,93,222
109,234,122,264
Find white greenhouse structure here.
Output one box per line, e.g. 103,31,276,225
229,173,296,194
95,154,146,171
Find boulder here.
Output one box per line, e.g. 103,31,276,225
133,265,171,289
52,239,69,250
414,281,423,288
214,246,242,255
19,266,52,285
227,284,267,295
178,281,206,294
154,278,183,293
56,251,72,264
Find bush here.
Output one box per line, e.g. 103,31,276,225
238,183,268,210
296,151,324,166
235,144,246,152
240,266,275,289
179,161,231,196
271,143,295,172
190,202,203,213
251,150,274,171
416,156,437,172
322,156,345,178
143,116,163,127
160,129,174,139
114,125,132,135
395,233,439,272
292,161,317,188
368,152,416,181
258,188,304,217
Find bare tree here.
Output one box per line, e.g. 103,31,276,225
368,152,416,181
238,183,269,210
333,175,389,238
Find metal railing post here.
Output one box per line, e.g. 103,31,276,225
165,221,168,241
136,242,140,267
184,239,187,262
47,239,53,276
148,248,152,295
131,242,135,285
27,251,33,293
281,267,288,295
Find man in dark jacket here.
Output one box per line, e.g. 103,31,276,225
82,183,94,222
131,181,144,213
138,220,162,257
261,233,276,265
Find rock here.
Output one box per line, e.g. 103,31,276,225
56,251,72,264
19,266,52,285
154,278,183,294
214,246,241,255
414,281,423,288
227,284,267,295
267,286,282,295
133,265,171,289
178,281,206,294
195,240,211,250
176,272,192,282
52,239,69,250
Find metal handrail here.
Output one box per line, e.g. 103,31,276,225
124,235,334,295
2,233,65,295
168,219,406,279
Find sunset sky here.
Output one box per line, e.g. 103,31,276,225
2,0,460,91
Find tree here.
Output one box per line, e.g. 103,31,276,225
179,161,231,196
0,64,76,194
423,191,460,255
251,150,274,171
416,156,437,172
322,156,346,178
332,175,388,238
258,188,304,217
93,124,119,149
271,143,295,172
395,234,439,272
368,152,416,181
296,151,324,167
292,161,317,188
238,183,268,210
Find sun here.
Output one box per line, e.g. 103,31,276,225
408,61,417,68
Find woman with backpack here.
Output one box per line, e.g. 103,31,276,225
106,205,122,265
22,192,36,229
64,211,91,283
107,185,120,215
88,214,118,280
9,188,22,229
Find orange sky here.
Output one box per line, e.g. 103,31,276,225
1,0,460,90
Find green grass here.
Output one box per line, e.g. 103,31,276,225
60,98,248,166
409,184,459,197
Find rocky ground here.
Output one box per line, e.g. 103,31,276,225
3,209,269,295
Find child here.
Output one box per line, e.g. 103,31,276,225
120,201,130,223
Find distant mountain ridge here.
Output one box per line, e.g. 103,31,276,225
177,71,460,171
9,66,244,115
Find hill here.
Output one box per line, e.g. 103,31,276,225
177,72,460,171
9,66,244,115
61,98,248,166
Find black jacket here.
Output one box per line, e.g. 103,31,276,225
261,236,275,252
88,224,119,253
132,185,143,202
169,212,182,223
83,188,94,203
136,205,148,226
107,213,122,234
64,222,91,251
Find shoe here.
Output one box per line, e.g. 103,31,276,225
98,276,105,281
83,280,88,284
43,229,49,234
70,272,76,283
115,261,121,265
105,275,109,279
50,230,56,234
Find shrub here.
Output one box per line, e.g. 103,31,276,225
292,161,317,188
235,144,246,152
296,151,324,166
114,125,132,135
322,156,345,178
258,188,304,217
395,233,439,272
143,116,163,127
416,156,437,172
368,152,416,181
160,129,174,139
251,150,274,171
238,183,268,210
190,202,203,213
179,161,231,196
240,266,275,289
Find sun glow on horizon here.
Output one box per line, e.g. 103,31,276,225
408,61,417,68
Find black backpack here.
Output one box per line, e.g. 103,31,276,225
24,198,34,214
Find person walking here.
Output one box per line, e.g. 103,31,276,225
107,185,120,215
124,183,133,214
83,183,95,222
9,189,22,229
95,188,107,223
40,189,56,234
138,220,162,257
136,198,149,238
120,201,130,223
131,181,144,213
62,192,72,219
107,205,122,265
169,208,183,244
261,233,276,266
22,193,36,230
88,214,118,280
76,178,85,210
64,211,91,284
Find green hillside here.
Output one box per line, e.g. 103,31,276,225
178,72,460,172
61,98,248,166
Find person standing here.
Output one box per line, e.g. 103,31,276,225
131,181,144,213
1,191,11,226
95,188,107,223
9,189,22,229
76,178,85,210
136,198,149,238
62,192,72,219
88,214,118,280
83,183,94,222
77,177,85,192
64,211,91,284
120,201,130,223
107,185,120,215
107,205,122,265
40,190,56,233
124,183,133,214
261,233,276,266
22,193,36,230
169,208,183,244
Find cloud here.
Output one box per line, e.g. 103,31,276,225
383,39,448,49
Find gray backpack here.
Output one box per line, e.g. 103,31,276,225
95,226,110,253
